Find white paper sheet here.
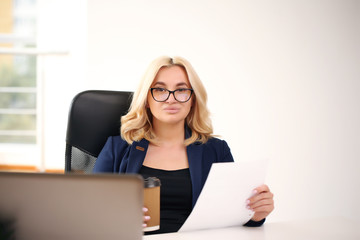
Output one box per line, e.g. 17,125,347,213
179,160,267,232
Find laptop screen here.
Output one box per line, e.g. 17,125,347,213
0,172,144,240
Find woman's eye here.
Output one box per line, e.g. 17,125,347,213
155,88,166,92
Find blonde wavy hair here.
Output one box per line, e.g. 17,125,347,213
121,56,213,146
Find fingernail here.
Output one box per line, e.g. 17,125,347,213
247,205,251,209
143,224,147,228
253,189,258,194
144,216,151,220
246,200,250,204
143,207,148,212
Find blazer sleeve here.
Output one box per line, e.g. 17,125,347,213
219,139,234,163
244,218,266,227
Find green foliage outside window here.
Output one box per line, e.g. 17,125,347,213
0,56,37,144
0,56,36,87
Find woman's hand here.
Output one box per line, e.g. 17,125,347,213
246,184,274,222
143,207,151,228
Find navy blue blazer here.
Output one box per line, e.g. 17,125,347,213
93,135,234,207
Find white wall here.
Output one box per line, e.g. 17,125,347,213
37,0,87,170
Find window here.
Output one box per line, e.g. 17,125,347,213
1,0,85,171
0,57,37,144
0,0,39,168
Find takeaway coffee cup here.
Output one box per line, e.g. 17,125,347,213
143,177,161,232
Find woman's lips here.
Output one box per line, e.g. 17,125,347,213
164,107,180,114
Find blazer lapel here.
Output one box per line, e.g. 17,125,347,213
126,139,149,173
187,141,204,207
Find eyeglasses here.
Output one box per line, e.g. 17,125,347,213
150,88,193,103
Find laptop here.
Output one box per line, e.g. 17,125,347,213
0,172,144,240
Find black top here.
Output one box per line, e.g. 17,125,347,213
139,165,192,235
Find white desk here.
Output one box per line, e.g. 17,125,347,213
143,217,360,240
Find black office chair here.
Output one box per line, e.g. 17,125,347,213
65,90,133,173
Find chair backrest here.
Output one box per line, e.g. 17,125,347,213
65,90,133,173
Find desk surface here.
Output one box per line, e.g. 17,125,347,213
143,217,360,240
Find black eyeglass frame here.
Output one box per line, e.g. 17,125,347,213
149,88,194,103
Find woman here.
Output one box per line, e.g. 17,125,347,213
93,56,274,234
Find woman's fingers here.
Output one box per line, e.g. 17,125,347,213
143,207,151,228
254,184,270,193
247,192,274,207
246,184,275,221
252,204,274,213
247,185,273,204
143,216,151,227
247,199,274,210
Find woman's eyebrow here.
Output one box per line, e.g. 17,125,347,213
176,82,189,87
153,81,190,88
153,82,166,87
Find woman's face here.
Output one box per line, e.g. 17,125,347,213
147,65,193,126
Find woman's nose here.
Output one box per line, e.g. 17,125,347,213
166,92,177,103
